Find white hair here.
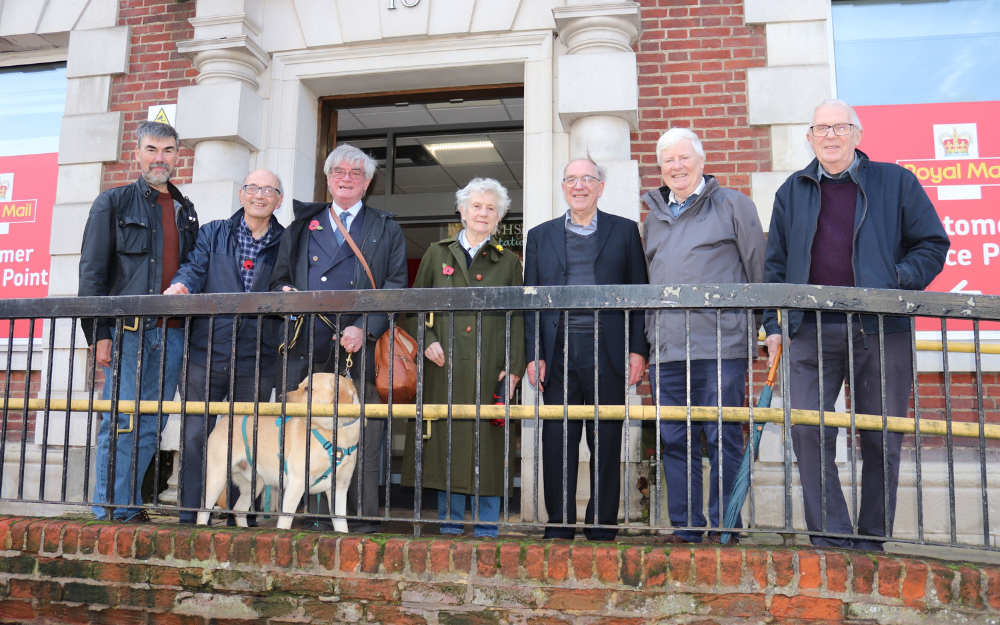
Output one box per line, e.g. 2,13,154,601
323,144,378,180
655,128,705,167
813,98,863,131
562,158,606,182
456,178,511,235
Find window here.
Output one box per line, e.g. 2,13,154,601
833,0,1000,105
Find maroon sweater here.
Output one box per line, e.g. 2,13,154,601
808,176,857,288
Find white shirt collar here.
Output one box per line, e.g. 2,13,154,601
328,200,363,230
667,175,707,206
458,229,489,257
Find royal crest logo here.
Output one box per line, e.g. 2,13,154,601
938,127,974,156
933,123,979,159
0,174,12,202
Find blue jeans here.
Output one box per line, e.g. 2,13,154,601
92,327,183,520
651,359,746,542
438,491,501,538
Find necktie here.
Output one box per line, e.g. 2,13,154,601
335,211,350,246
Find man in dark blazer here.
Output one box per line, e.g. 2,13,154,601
270,144,408,532
523,158,649,541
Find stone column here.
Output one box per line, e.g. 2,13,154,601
29,16,130,513
553,1,641,220
745,0,832,229
175,2,269,224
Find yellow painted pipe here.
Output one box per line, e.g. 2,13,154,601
915,340,1000,355
5,399,998,440
756,331,1000,355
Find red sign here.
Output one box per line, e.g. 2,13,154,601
0,153,56,338
855,101,1000,331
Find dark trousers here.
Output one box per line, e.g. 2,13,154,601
541,331,626,541
286,357,384,532
789,321,912,549
651,359,746,542
179,362,275,524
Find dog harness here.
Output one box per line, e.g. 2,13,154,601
239,415,359,489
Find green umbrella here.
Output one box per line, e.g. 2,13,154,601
721,344,781,545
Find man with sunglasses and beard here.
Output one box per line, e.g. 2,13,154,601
79,121,199,523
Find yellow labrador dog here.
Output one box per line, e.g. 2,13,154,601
197,373,361,531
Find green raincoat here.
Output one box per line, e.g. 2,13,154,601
400,234,526,496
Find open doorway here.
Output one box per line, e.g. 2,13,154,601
317,86,525,284
317,87,526,517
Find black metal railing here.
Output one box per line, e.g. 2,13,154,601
0,284,998,550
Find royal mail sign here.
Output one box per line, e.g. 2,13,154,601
857,101,1000,330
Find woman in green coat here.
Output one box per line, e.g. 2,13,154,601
401,177,526,538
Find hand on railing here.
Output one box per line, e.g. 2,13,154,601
162,283,189,295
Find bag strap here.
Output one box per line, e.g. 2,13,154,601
330,209,377,290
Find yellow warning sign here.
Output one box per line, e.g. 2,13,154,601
147,104,176,126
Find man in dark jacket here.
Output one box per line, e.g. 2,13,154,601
763,99,949,550
79,121,199,522
523,158,648,541
270,143,408,532
164,168,285,524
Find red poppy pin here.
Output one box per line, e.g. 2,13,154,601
442,264,454,277
308,219,323,231
243,259,254,271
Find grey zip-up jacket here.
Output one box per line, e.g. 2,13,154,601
641,175,766,362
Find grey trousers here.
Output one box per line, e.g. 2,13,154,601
788,319,912,549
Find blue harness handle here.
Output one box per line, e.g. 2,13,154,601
240,415,359,490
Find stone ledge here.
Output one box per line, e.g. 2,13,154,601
2,515,1000,623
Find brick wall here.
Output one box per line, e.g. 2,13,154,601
632,0,770,213
101,0,198,192
1,516,999,624
0,372,40,443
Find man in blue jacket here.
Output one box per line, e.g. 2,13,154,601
164,168,285,524
763,99,949,550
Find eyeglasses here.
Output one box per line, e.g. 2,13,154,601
331,167,366,180
562,175,601,187
810,123,857,137
241,184,281,197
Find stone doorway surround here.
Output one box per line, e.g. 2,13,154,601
170,0,645,525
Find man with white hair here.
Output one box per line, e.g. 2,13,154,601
641,127,766,544
271,143,408,532
763,99,949,550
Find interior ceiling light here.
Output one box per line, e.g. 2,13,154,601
424,140,503,165
425,140,494,152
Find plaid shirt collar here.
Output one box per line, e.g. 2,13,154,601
236,216,272,292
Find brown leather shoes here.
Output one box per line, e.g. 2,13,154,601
122,510,152,524
708,533,739,545
660,533,690,544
